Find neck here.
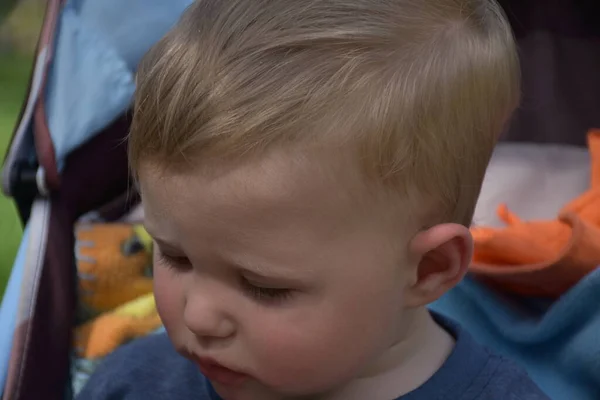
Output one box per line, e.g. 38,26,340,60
326,308,455,400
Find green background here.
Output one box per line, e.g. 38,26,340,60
0,0,44,300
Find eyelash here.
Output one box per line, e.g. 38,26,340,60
240,278,294,305
156,250,293,305
155,250,192,272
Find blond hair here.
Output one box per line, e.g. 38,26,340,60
129,0,519,226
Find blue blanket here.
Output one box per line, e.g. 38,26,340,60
431,267,600,400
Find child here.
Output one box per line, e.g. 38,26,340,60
78,0,550,399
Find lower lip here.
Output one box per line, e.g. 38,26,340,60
196,360,249,387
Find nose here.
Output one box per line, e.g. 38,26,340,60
183,291,236,341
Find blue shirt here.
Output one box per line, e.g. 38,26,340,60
77,314,550,399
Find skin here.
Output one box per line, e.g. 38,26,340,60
139,148,473,400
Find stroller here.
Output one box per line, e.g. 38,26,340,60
2,0,600,399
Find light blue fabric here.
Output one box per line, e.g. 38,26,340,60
46,0,193,163
431,268,600,400
0,224,30,393
74,0,194,72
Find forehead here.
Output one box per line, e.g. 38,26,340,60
139,149,382,244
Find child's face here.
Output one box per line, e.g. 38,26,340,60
140,150,416,400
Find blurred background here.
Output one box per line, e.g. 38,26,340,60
0,0,44,299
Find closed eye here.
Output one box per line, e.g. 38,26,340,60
240,277,294,305
155,248,192,272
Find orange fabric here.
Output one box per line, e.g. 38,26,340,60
469,130,600,298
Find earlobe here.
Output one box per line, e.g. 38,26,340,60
405,224,473,308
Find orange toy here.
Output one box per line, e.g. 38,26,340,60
73,223,160,359
74,293,162,359
75,223,153,315
469,130,600,298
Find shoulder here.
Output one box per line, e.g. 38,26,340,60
467,350,550,400
76,333,214,400
426,312,550,400
86,332,186,381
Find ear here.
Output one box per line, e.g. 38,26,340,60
404,224,473,308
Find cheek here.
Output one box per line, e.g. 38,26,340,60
153,265,183,332
245,302,394,394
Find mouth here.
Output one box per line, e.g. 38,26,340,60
195,357,249,387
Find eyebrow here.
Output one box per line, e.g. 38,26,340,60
145,226,308,284
223,255,309,285
143,226,182,252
